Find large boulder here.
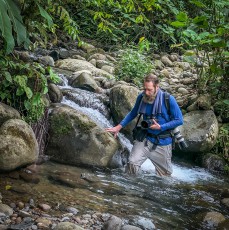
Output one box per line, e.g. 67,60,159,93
109,84,140,139
0,119,39,171
179,110,218,153
55,59,113,78
46,105,121,168
0,103,21,127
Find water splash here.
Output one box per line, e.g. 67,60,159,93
62,92,219,184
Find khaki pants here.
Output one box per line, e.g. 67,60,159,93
126,139,173,176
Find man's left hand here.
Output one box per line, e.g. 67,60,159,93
150,119,161,130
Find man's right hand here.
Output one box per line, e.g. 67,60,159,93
105,124,122,138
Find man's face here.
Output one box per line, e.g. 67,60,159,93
143,81,158,103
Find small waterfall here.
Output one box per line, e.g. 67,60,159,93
59,75,218,183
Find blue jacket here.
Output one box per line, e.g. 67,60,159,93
120,91,183,145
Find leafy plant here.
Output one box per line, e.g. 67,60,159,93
0,0,29,54
171,0,229,101
0,53,60,123
114,46,153,86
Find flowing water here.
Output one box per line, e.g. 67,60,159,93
1,75,228,230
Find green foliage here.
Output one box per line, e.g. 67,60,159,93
114,43,153,86
0,53,59,123
212,124,229,171
0,0,29,54
171,0,229,102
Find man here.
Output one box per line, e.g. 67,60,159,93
106,74,183,176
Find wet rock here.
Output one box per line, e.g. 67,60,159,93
65,207,79,215
121,225,142,230
201,153,225,172
0,204,14,216
53,222,84,230
221,189,229,198
0,224,7,230
48,83,63,103
38,56,55,66
103,215,122,230
70,72,99,92
129,216,156,230
38,204,51,212
19,170,40,184
36,217,52,228
46,106,120,168
203,211,225,228
109,84,139,139
221,198,229,209
217,219,229,229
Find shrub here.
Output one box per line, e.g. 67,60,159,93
114,48,153,87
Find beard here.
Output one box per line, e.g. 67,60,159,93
142,93,157,104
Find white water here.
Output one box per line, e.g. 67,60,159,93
61,93,217,184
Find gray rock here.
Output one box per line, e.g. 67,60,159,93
0,103,21,127
221,198,229,208
103,215,122,230
180,110,219,152
48,83,63,103
0,119,38,171
203,211,225,227
129,216,156,230
38,56,55,66
161,55,174,67
0,204,13,216
46,106,120,168
55,59,113,78
109,84,139,139
121,225,142,230
70,72,99,92
53,222,84,230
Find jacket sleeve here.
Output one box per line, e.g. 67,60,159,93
120,93,142,128
160,95,183,131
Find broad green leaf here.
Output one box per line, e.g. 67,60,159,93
171,21,186,28
176,12,188,22
32,93,41,106
24,87,33,99
43,86,48,94
184,50,196,56
197,32,210,40
190,0,206,8
0,0,15,53
223,100,229,106
16,87,24,96
24,100,31,110
6,0,27,46
4,71,12,82
37,4,54,28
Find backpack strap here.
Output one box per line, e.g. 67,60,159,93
164,91,171,116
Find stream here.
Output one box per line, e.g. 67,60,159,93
0,74,228,230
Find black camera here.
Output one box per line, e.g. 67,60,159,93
173,127,188,150
140,119,154,129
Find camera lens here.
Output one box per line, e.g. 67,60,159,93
141,120,153,129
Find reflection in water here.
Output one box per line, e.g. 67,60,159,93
1,78,227,230
1,161,228,230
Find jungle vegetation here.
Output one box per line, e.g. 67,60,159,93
0,0,228,167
